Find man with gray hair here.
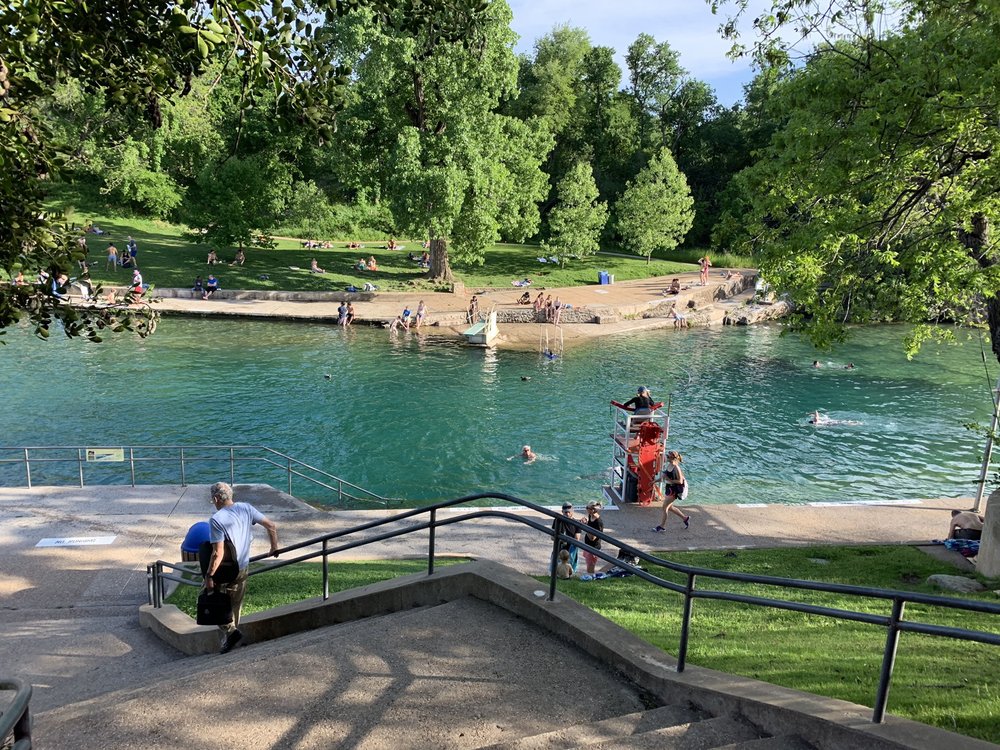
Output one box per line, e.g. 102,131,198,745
204,482,279,654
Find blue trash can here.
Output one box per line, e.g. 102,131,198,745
181,521,211,562
598,271,609,285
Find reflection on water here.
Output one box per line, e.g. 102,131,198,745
2,320,993,506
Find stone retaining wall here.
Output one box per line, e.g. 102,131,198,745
152,287,375,303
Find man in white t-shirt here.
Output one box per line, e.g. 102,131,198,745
205,482,279,654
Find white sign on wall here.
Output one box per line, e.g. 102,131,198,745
36,536,117,547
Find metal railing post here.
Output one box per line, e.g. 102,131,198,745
873,598,905,723
24,447,31,488
146,564,154,606
548,529,561,601
677,572,696,672
77,447,85,487
151,562,161,607
339,478,344,503
322,539,329,601
428,509,436,575
129,447,136,486
14,702,31,747
180,447,186,486
229,447,235,484
287,457,292,495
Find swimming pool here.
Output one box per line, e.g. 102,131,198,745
3,318,993,507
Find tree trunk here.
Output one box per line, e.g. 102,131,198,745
988,293,1000,365
961,213,999,363
428,237,454,282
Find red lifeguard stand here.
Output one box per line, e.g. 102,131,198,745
603,399,669,506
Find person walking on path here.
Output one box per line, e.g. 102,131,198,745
583,501,605,574
204,481,279,654
653,450,690,532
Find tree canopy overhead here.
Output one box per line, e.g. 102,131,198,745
712,0,1000,358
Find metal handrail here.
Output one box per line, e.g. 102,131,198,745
0,445,390,506
149,491,1000,725
0,677,32,749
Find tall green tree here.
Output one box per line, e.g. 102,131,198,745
0,0,461,341
187,153,293,251
616,147,694,263
355,0,549,281
541,162,607,265
712,0,1000,358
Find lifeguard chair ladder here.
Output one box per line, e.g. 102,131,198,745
603,399,670,506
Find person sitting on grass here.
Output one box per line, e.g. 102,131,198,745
355,258,368,272
310,258,326,273
366,256,378,271
230,249,246,266
203,274,219,300
207,249,221,265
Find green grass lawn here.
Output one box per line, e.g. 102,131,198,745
56,210,750,293
166,545,998,742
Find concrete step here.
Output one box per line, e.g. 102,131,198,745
579,715,763,749
714,735,816,750
479,704,705,750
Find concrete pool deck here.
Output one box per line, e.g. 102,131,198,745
0,482,981,715
145,268,761,348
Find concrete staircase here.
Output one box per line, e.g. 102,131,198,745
39,598,817,750
479,704,817,750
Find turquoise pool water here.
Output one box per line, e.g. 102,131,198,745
3,319,994,506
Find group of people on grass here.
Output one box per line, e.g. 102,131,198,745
103,236,139,271
206,248,244,266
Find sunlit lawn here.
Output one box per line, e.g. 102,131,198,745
166,545,998,742
59,211,751,292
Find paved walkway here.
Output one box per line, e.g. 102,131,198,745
0,483,975,715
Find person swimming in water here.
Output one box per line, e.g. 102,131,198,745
521,445,537,463
810,411,863,426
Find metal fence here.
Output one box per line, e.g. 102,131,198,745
149,491,1000,726
0,445,389,507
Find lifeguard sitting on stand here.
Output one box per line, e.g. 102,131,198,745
604,393,669,507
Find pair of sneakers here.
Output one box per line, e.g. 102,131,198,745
652,516,691,533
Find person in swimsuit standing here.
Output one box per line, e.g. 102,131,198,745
653,450,690,532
